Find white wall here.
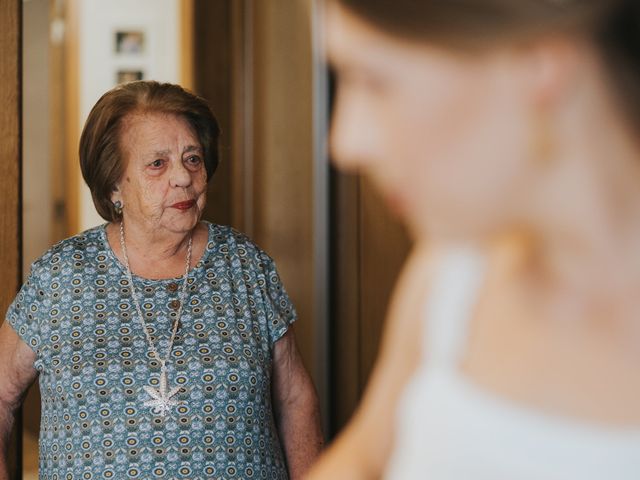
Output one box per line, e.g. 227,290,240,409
77,0,181,231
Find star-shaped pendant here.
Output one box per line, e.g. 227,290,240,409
143,368,182,417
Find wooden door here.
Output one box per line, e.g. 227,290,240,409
0,0,23,477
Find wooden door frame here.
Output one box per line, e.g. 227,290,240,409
0,0,23,477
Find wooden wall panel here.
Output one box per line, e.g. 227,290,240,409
329,172,361,430
251,0,319,385
0,0,22,476
0,1,22,309
358,180,411,388
329,175,410,433
193,0,233,227
179,0,195,91
50,0,70,244
229,0,254,235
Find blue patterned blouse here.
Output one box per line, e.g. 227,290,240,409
7,222,296,479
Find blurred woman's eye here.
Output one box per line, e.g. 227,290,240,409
356,74,388,94
336,67,388,95
149,159,164,169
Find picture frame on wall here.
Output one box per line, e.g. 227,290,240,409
115,30,145,54
116,70,144,84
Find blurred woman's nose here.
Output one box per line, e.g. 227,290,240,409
330,90,380,172
170,160,192,188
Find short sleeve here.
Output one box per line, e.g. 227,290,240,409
6,266,45,368
258,252,297,345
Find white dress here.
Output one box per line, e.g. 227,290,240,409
384,249,640,479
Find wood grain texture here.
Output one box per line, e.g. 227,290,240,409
230,0,254,236
358,179,411,390
251,0,318,383
193,0,233,227
0,0,22,318
180,0,195,91
49,0,70,243
0,0,22,476
329,171,361,432
329,173,410,434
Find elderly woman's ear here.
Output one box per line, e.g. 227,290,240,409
111,188,123,216
110,184,120,196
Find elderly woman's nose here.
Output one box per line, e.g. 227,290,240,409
169,161,192,187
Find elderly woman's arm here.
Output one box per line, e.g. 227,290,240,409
272,327,324,479
0,321,38,480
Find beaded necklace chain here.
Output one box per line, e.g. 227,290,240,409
119,220,192,417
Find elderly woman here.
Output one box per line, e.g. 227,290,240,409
0,81,323,479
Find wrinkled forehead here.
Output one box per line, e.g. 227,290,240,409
118,111,201,157
120,110,192,131
120,111,198,139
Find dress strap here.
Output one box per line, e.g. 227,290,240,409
423,248,486,367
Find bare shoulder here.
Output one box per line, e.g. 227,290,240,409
379,243,435,361
361,243,436,414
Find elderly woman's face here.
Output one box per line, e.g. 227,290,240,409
112,112,208,235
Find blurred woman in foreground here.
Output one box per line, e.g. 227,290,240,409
310,0,640,478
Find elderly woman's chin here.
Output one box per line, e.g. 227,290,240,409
159,205,204,233
173,211,203,232
124,201,204,235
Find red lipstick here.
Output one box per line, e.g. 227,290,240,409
171,200,196,210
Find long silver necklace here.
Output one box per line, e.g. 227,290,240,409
119,220,192,417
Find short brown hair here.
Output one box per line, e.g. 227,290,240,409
79,80,220,221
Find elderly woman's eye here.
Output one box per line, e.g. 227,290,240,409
186,155,202,168
150,159,164,168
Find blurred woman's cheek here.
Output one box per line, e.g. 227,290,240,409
330,85,385,173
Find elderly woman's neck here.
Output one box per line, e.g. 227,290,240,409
107,220,205,280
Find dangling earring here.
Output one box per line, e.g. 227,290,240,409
113,200,123,216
